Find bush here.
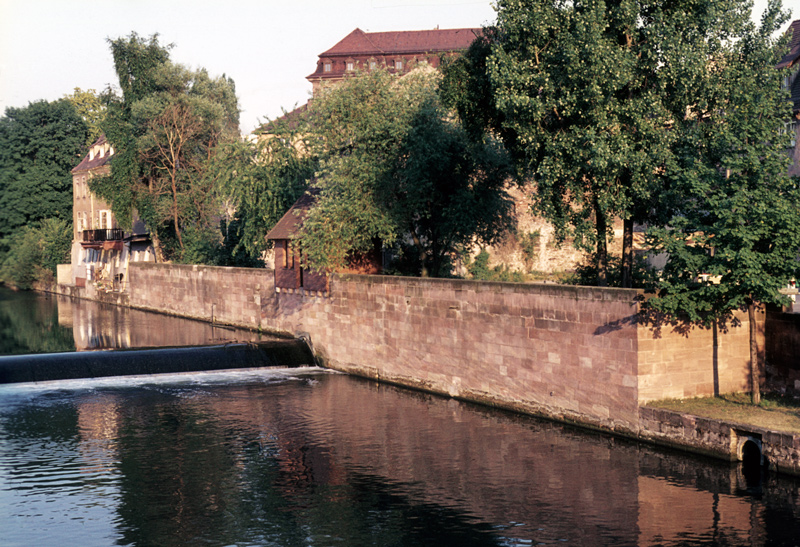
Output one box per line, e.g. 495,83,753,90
0,218,71,290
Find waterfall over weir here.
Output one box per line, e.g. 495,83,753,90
0,339,316,384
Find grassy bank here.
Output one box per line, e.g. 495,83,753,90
646,393,800,435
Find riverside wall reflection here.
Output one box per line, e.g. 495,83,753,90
0,287,276,355
3,372,800,546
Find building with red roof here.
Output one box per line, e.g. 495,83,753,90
68,136,154,292
306,27,480,93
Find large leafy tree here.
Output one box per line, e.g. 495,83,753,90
463,0,754,287
64,87,106,146
300,67,514,277
0,99,88,250
647,0,800,403
95,33,240,263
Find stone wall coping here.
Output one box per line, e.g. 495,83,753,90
334,273,643,302
131,262,274,274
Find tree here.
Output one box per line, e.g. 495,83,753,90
0,218,72,290
646,0,800,404
300,66,514,277
64,87,106,145
482,0,710,286
217,130,314,263
458,0,761,287
95,33,240,263
0,99,88,248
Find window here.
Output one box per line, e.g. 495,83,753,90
369,60,377,70
323,62,332,73
100,210,109,229
395,59,403,71
346,61,354,72
781,121,797,148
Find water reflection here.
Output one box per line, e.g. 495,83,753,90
2,372,799,546
0,287,274,355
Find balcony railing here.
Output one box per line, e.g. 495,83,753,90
82,228,124,243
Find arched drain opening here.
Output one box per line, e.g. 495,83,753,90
736,433,767,493
742,439,762,467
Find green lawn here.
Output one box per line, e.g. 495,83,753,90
646,393,800,435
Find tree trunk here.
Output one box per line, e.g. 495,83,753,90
748,299,761,405
411,233,428,277
594,198,608,287
621,218,634,288
150,231,166,263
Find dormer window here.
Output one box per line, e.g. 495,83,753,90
323,62,332,73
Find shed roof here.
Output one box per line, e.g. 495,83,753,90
266,188,319,240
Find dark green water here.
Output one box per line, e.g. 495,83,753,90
0,287,272,354
0,289,75,354
1,290,800,546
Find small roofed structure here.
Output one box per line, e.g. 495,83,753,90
266,189,382,294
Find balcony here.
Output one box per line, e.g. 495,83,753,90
82,228,124,243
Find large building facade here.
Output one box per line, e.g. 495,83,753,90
69,136,154,292
306,27,480,93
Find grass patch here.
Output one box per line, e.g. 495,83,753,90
646,393,800,434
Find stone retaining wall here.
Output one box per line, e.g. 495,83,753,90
126,264,758,436
640,406,800,476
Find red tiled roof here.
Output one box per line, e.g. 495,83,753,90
266,188,319,240
319,28,480,57
777,20,800,70
71,135,113,174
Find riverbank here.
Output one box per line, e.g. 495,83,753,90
46,264,800,475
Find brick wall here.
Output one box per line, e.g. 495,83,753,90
127,264,758,433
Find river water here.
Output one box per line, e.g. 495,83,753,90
1,289,800,546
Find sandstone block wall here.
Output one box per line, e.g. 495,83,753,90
129,263,267,329
637,311,761,403
126,264,758,433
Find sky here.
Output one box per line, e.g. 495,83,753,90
0,0,497,133
0,0,795,134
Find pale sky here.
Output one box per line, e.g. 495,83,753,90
0,0,794,134
0,0,497,133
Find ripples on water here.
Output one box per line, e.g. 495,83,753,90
2,368,800,546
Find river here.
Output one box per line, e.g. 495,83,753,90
1,288,799,546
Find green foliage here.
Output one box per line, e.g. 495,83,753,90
0,99,88,243
218,133,314,262
300,66,514,277
0,218,71,290
517,230,540,269
646,0,800,327
567,252,659,288
97,32,240,263
63,88,106,145
466,248,526,282
457,0,763,286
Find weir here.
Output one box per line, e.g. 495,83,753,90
0,339,316,384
